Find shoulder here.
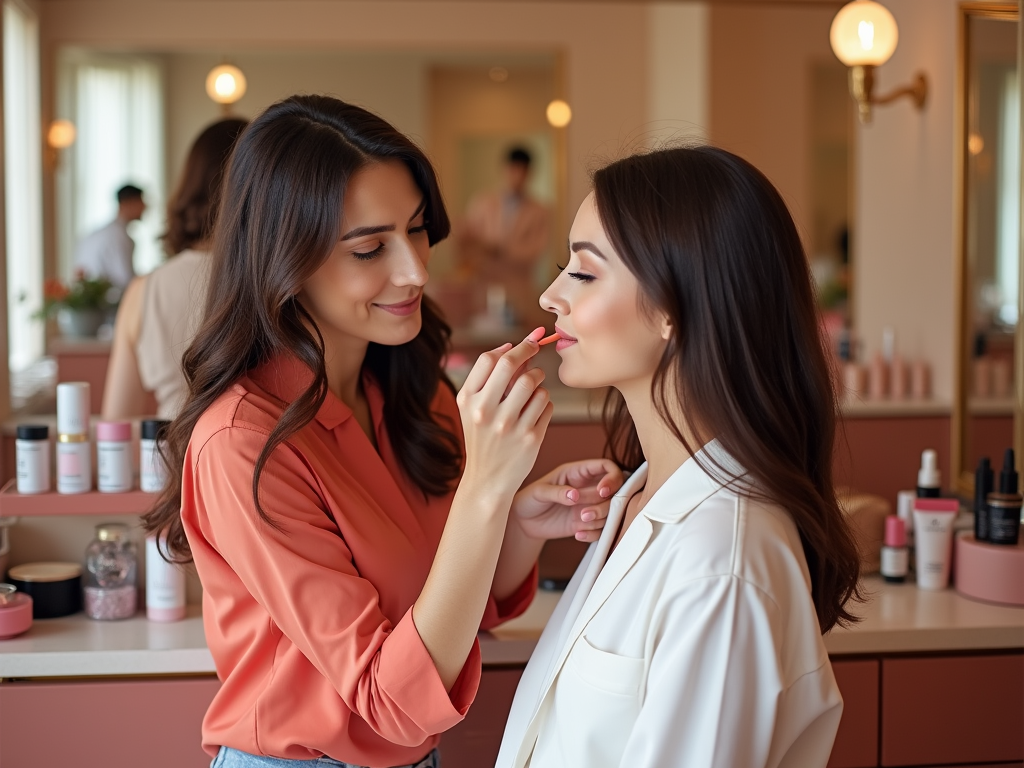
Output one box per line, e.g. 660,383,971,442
189,378,286,461
660,489,811,604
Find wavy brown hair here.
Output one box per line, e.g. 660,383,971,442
595,146,861,633
143,95,461,562
162,118,248,255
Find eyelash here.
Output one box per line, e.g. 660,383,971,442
353,224,429,261
556,263,595,283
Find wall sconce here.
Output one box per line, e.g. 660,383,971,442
205,64,247,114
829,0,927,124
45,119,76,169
546,99,572,128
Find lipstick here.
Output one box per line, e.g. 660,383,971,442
538,332,560,346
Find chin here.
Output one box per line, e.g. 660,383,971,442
376,317,423,346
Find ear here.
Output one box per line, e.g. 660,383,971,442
659,314,673,341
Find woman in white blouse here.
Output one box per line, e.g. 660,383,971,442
496,146,863,768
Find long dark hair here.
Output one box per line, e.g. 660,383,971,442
595,146,861,633
162,118,248,255
144,95,461,562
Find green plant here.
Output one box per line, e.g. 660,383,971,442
33,273,115,320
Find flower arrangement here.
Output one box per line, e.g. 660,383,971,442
34,272,115,320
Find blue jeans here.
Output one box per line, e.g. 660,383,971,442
212,746,440,768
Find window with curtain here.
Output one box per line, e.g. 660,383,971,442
3,0,43,373
56,51,164,281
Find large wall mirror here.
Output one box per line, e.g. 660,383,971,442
954,2,1019,493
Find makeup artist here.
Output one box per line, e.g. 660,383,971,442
143,95,620,768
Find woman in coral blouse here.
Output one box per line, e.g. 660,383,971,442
143,95,620,768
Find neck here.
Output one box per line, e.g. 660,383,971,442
321,331,369,410
617,378,696,505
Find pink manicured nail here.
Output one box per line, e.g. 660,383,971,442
599,486,611,498
581,510,595,522
566,489,579,502
525,326,546,343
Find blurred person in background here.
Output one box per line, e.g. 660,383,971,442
73,183,146,290
102,119,247,420
457,146,549,328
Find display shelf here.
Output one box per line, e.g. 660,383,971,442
0,479,158,518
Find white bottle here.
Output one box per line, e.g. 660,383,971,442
15,424,50,494
146,535,186,622
56,382,91,494
139,420,170,493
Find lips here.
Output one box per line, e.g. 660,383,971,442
554,325,577,342
375,294,421,316
554,325,577,352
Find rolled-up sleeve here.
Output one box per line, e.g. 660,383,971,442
188,425,476,745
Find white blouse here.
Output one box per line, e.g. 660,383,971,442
496,442,843,768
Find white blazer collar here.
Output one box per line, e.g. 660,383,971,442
637,438,748,525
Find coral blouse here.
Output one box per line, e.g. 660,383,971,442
181,355,536,766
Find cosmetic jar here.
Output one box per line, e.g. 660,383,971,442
7,562,82,618
986,492,1022,546
146,535,186,622
0,585,33,639
84,523,137,620
56,382,91,494
140,420,170,493
15,425,50,494
96,421,133,492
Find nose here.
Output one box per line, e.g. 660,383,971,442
392,239,428,288
539,275,568,316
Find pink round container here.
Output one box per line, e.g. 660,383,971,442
0,593,33,639
955,534,1024,606
95,421,131,442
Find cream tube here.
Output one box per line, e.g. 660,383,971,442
913,498,959,590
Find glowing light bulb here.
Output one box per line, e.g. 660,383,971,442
205,65,247,105
47,119,76,149
546,99,572,128
830,1,898,67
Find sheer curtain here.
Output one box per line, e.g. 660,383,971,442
996,69,1020,326
3,0,43,372
57,53,164,280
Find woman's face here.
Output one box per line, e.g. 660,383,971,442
539,192,670,391
299,160,430,349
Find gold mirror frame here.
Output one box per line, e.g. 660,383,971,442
953,1,1020,496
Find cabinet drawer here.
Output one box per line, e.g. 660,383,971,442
0,676,219,768
880,654,1024,766
828,659,879,768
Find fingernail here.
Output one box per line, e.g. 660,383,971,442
575,532,586,541
581,510,595,522
567,489,579,502
525,326,546,343
599,487,611,498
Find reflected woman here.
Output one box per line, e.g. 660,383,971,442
497,146,862,768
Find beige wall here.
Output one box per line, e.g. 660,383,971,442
648,2,709,142
708,3,838,249
40,0,650,232
165,51,429,193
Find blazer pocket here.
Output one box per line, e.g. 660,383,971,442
568,635,645,697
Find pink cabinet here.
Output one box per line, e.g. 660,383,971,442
0,676,219,768
829,659,880,768
880,654,1024,767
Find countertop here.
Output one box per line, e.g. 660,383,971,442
2,577,1023,679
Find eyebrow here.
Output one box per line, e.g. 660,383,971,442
340,198,428,241
571,240,608,260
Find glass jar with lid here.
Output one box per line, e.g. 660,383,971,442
83,523,137,620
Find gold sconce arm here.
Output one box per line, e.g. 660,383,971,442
850,65,929,123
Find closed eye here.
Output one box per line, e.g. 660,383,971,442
353,244,384,261
569,272,595,282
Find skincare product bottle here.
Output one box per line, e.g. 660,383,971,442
140,420,170,493
890,355,910,400
56,382,91,494
880,516,909,583
988,449,1021,546
917,449,941,498
896,489,916,555
867,352,889,400
913,497,959,590
146,535,186,622
910,360,931,399
974,456,993,542
15,425,50,494
96,421,132,493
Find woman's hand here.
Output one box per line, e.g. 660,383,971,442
512,459,624,543
456,327,554,499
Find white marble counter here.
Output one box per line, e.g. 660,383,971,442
3,578,1023,679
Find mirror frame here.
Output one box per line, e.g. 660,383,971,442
953,1,1020,496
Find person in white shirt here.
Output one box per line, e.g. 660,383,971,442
496,146,863,768
72,184,146,289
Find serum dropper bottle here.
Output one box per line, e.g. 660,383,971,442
917,449,941,498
